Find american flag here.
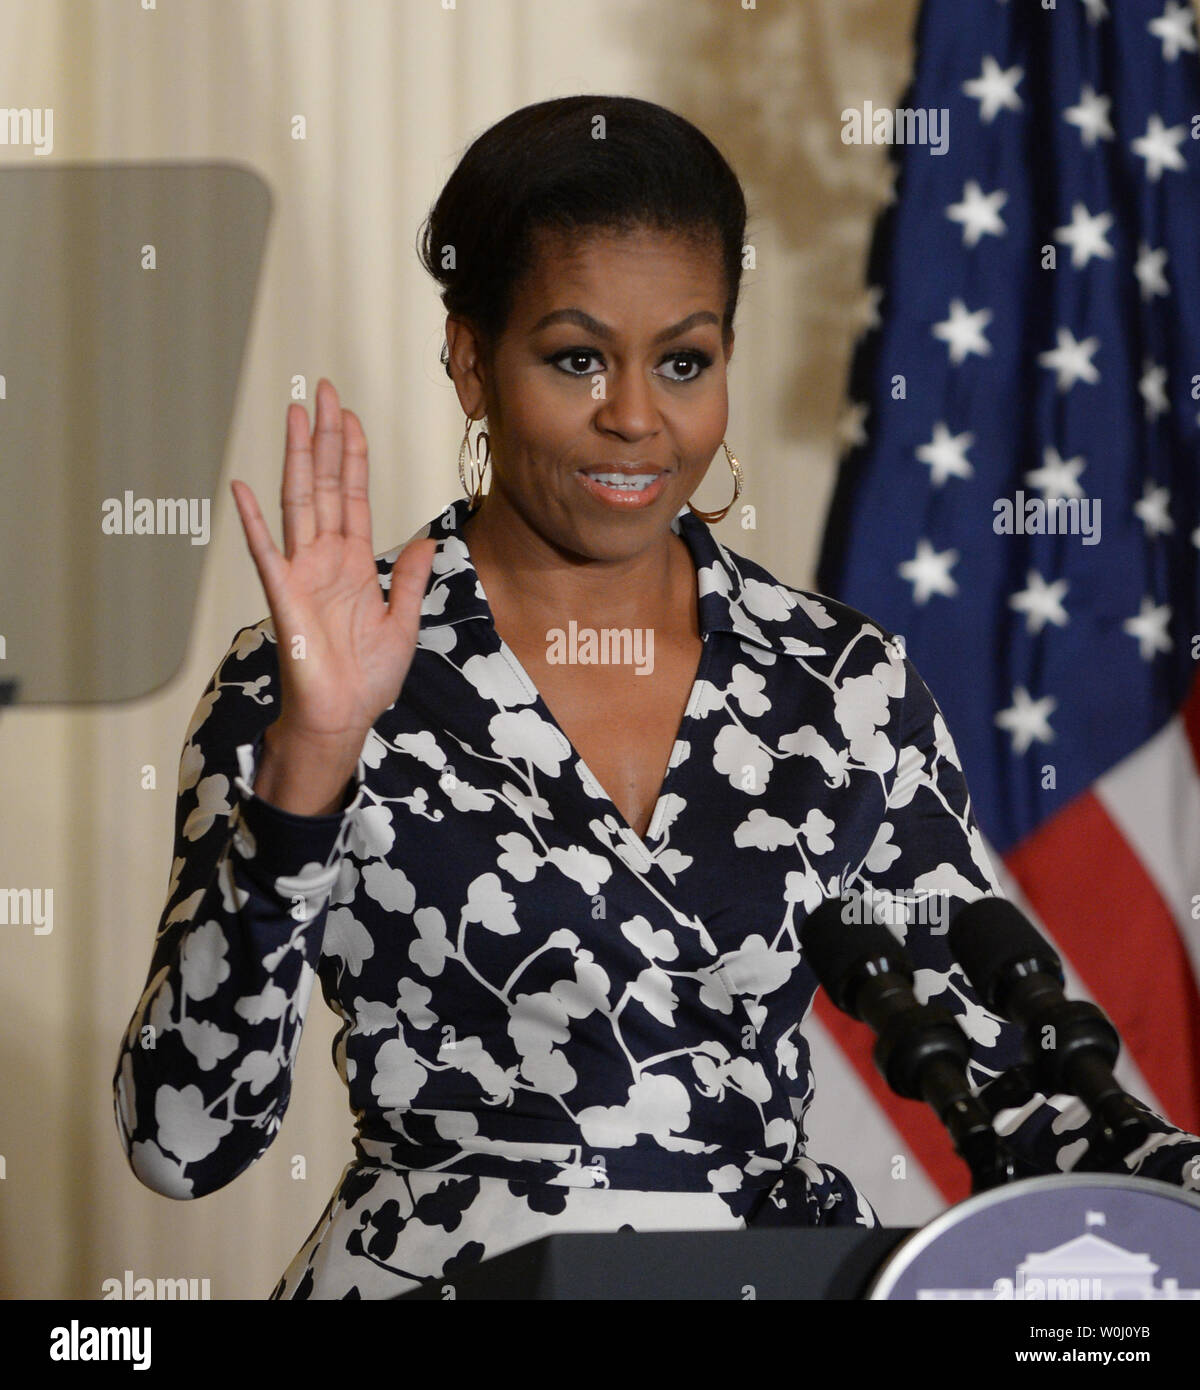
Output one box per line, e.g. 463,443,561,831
813,0,1200,1215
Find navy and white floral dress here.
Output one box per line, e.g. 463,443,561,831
112,496,1200,1298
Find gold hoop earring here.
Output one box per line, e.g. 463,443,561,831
687,442,743,524
458,414,490,509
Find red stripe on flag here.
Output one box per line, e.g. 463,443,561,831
812,992,970,1205
1005,790,1200,1134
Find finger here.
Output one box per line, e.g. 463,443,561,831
280,402,316,557
386,537,437,642
311,378,344,535
231,479,288,600
340,409,373,549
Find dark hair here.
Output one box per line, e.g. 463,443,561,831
417,95,748,376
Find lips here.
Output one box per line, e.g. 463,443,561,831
576,465,670,510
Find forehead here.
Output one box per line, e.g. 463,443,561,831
511,226,724,319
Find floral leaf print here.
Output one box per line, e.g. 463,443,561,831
833,675,896,775
733,808,797,851
350,804,396,859
408,908,452,978
178,921,231,1002
232,1049,281,1096
864,821,902,874
461,873,519,935
179,1017,239,1071
183,774,232,840
799,809,836,855
544,845,611,895
619,915,679,963
362,862,417,914
371,1038,428,1108
154,1084,233,1164
234,982,288,1024
577,1073,692,1148
712,724,772,794
324,906,376,977
462,651,537,709
495,832,542,883
488,709,569,778
628,966,679,1027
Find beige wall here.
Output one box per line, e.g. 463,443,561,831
0,0,967,1298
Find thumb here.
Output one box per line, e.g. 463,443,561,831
385,536,437,639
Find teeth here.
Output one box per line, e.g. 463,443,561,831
586,472,657,491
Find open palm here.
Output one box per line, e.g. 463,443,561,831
231,378,436,748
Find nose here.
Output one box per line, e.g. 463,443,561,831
593,364,659,441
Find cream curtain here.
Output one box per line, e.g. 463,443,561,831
0,0,947,1298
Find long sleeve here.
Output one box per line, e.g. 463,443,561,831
857,644,1200,1191
112,619,364,1199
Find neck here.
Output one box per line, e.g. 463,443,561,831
461,489,696,633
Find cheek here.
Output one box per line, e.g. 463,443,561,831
681,395,728,451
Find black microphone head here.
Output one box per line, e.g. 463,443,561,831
800,894,915,1017
948,896,1064,1013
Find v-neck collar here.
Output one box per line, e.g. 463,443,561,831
407,497,797,656
394,500,731,864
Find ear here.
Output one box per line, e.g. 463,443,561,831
445,315,490,420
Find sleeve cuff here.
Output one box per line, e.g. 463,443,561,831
228,732,365,890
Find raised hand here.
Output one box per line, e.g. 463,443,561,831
230,378,436,814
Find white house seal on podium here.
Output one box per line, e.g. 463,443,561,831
869,1174,1200,1300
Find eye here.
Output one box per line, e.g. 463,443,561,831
547,349,604,376
656,350,713,383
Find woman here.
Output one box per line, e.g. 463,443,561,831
113,95,1200,1299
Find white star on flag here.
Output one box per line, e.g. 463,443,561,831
1138,361,1170,421
1024,447,1087,499
1123,596,1173,660
898,539,959,604
946,181,1009,247
1053,202,1115,268
1134,242,1170,301
995,687,1057,755
1131,114,1188,180
1079,0,1109,23
1064,84,1115,145
962,56,1024,122
1133,480,1174,536
1009,571,1070,635
932,299,993,364
915,422,975,486
1037,327,1101,391
1148,1,1197,62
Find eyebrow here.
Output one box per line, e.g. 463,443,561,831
529,307,721,343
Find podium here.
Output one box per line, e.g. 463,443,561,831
396,1227,912,1299
395,1175,1200,1299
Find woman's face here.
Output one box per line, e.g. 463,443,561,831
448,226,734,564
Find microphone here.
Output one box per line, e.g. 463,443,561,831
947,896,1154,1167
801,894,1017,1192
